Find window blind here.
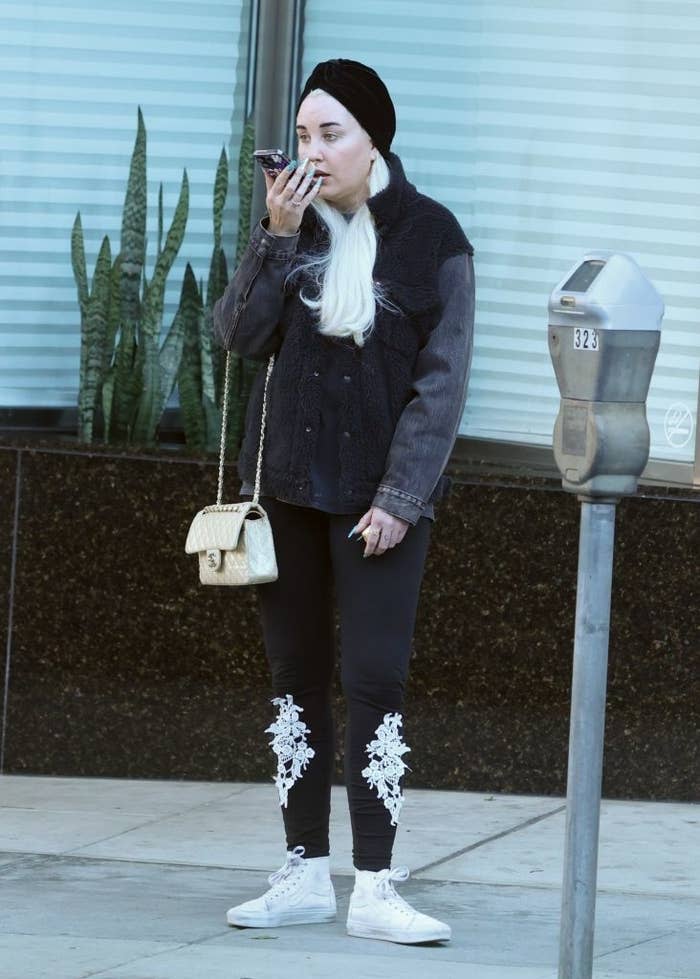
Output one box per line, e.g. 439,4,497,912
302,0,700,464
0,0,251,409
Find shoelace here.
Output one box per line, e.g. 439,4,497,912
267,845,306,892
373,866,414,915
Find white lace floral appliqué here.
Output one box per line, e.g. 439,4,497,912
361,712,411,826
265,694,315,808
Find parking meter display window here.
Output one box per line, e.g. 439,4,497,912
562,259,606,293
562,404,587,457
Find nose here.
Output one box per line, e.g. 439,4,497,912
300,139,325,165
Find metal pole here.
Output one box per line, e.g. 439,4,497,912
251,0,305,225
558,500,617,979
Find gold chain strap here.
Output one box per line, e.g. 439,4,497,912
216,351,275,506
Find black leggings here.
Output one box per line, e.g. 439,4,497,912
244,495,432,871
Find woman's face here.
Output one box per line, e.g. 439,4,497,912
295,91,377,213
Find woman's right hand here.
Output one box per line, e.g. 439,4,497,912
264,159,323,237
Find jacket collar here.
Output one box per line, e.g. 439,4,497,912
367,152,415,235
300,151,415,239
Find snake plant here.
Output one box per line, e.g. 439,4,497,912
72,106,189,447
74,105,258,454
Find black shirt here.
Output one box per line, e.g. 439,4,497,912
306,334,359,513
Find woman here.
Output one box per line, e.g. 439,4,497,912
213,59,475,945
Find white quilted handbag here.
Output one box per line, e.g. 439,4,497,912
185,352,278,586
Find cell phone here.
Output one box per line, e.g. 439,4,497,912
253,148,292,177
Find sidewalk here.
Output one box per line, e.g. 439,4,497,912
0,776,697,979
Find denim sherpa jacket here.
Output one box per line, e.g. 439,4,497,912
213,152,475,526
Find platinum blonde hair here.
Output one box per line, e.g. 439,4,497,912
290,90,392,347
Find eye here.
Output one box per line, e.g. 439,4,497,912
298,134,309,142
324,133,338,141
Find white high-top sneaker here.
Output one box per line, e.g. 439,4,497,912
226,846,336,928
346,866,451,944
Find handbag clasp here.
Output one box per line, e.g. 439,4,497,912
206,548,222,570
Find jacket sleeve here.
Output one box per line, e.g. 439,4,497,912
212,219,299,361
371,251,475,525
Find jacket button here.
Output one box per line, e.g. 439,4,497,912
343,431,351,438
343,374,351,382
305,426,312,433
313,370,320,377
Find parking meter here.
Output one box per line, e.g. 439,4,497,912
549,252,664,979
548,252,664,499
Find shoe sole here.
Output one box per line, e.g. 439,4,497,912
227,907,336,928
347,922,451,944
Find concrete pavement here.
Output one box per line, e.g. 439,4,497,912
0,775,697,978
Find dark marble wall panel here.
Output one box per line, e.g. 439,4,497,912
405,485,699,801
0,449,19,764
603,493,699,799
0,439,697,800
2,445,273,779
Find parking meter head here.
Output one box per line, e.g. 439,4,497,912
547,252,664,500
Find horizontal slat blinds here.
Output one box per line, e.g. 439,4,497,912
302,0,699,464
0,0,251,409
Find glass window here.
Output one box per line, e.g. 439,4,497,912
301,0,699,465
0,0,252,410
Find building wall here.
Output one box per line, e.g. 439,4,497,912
1,438,697,800
0,0,251,408
2,0,697,467
303,0,700,465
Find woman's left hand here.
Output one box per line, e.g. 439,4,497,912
351,506,411,557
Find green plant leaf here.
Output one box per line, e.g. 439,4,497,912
130,331,160,445
177,264,207,451
156,268,196,421
211,247,228,399
120,106,147,330
103,253,122,378
101,365,116,443
213,145,228,251
111,318,140,443
142,169,189,340
78,235,112,443
235,115,255,267
71,212,89,316
157,182,163,257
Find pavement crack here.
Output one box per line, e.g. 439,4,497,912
61,789,247,857
593,927,687,959
412,804,566,876
79,941,192,978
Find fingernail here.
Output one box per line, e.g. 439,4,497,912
315,176,323,187
287,160,296,170
347,526,357,539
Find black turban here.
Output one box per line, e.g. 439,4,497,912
296,59,396,157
